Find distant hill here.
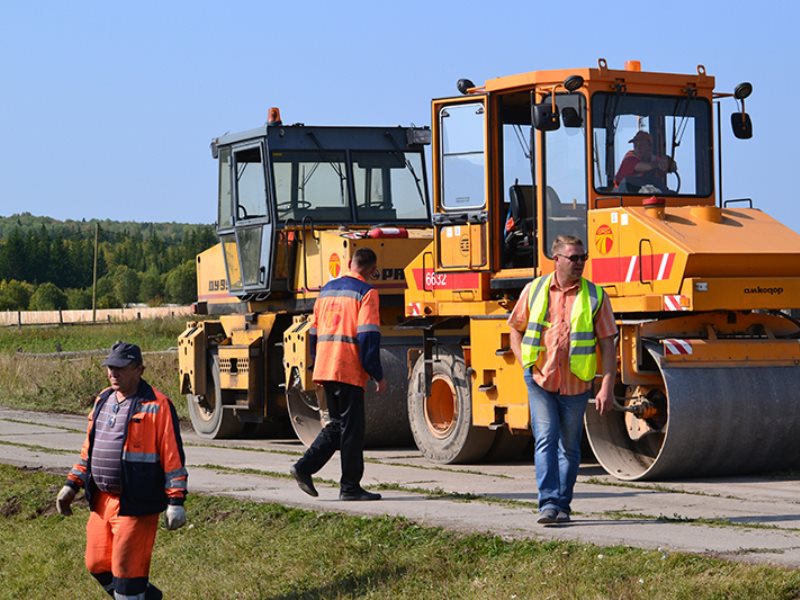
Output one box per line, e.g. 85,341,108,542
0,213,217,310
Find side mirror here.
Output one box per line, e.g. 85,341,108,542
731,112,752,139
562,107,583,128
533,103,560,131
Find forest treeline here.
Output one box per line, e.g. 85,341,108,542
0,213,216,310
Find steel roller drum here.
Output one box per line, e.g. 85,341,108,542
287,340,413,448
585,348,800,480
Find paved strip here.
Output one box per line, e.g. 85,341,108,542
2,407,800,567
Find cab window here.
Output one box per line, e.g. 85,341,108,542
233,145,268,221
352,151,429,222
543,93,588,256
592,93,712,197
440,103,486,210
271,150,351,222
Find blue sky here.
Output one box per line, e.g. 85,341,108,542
1,1,798,233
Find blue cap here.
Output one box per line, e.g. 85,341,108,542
101,342,143,368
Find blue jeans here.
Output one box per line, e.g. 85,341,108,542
524,370,590,514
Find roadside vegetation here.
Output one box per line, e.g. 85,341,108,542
2,464,799,599
0,318,188,419
0,213,215,309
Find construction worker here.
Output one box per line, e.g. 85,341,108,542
55,341,188,599
290,247,386,501
614,130,677,191
508,235,617,525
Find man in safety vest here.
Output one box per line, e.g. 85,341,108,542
508,235,617,525
290,247,386,501
55,341,187,599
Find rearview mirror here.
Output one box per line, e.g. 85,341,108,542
562,107,583,128
533,103,560,131
730,112,752,139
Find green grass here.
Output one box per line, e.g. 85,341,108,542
2,464,800,599
0,318,188,419
0,317,187,353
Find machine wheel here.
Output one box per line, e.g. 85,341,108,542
408,346,495,464
186,351,242,439
285,370,327,447
286,345,414,448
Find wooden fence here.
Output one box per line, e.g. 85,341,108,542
0,306,192,327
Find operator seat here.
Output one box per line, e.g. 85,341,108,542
504,183,535,268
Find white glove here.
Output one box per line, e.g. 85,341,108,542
56,485,77,516
164,505,186,530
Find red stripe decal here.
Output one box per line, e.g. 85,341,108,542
591,253,675,284
411,269,481,290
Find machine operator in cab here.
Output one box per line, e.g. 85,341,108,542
614,130,677,192
508,236,617,525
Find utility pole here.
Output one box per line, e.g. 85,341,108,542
91,222,99,322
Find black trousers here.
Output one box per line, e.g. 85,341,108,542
295,381,365,493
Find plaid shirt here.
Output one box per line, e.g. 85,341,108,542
508,277,617,395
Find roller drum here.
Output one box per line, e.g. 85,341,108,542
586,357,800,480
287,341,413,448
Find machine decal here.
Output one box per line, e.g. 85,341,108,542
411,269,480,290
408,302,422,316
592,253,676,284
594,224,614,255
663,294,689,311
328,253,342,278
662,338,693,355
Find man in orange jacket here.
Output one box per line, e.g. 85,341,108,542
291,247,386,501
56,342,188,599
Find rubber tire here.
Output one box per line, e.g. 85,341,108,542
186,351,242,439
408,346,496,464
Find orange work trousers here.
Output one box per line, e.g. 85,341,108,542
85,491,159,592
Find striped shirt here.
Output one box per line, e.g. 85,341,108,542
508,276,617,395
90,393,132,494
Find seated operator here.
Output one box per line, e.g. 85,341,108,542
614,131,677,192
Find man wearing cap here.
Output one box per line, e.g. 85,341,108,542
614,131,676,191
55,342,188,600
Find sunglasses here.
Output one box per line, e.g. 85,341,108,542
557,253,589,263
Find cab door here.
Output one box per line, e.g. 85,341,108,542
433,97,488,271
230,141,274,298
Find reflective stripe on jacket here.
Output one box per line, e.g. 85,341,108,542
310,271,382,389
66,379,187,516
521,274,604,381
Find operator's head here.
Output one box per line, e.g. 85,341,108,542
102,341,144,396
551,235,587,285
629,131,653,158
350,248,378,278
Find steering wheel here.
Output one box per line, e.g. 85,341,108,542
620,173,667,194
276,200,312,211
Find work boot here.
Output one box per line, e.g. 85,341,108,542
537,508,557,524
339,488,381,501
290,465,318,497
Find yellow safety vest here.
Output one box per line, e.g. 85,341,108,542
520,274,604,382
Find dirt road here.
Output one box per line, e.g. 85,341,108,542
2,406,799,567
